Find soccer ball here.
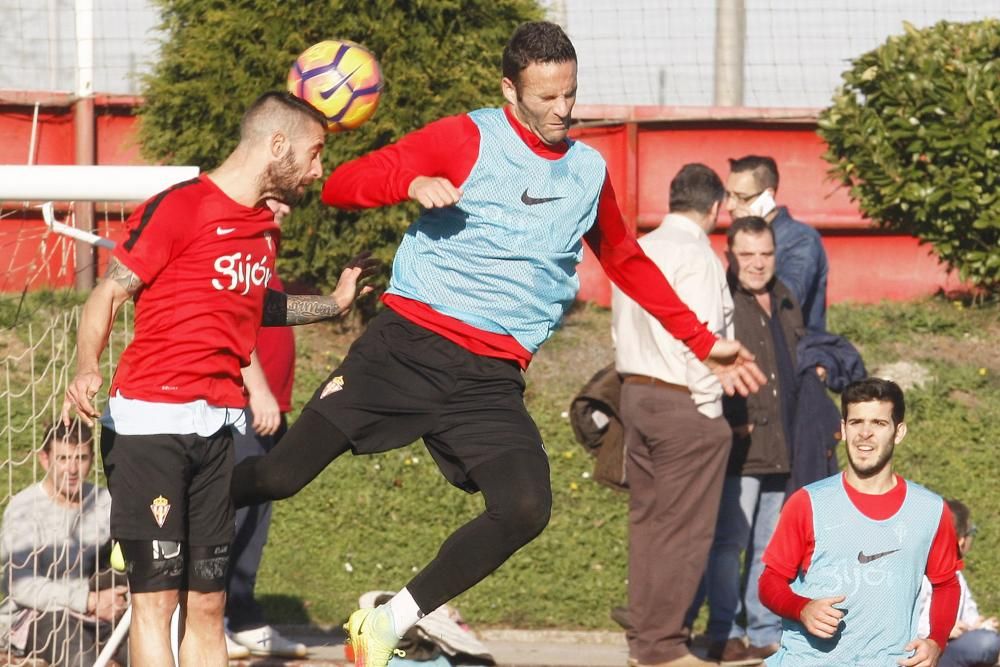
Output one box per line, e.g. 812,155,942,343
287,40,383,132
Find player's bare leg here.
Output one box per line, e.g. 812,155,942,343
129,590,180,667
179,590,228,666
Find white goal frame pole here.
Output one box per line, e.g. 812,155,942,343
0,165,199,202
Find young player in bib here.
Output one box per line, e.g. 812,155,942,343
759,378,961,667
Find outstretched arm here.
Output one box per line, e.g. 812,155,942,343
62,258,143,425
261,252,378,326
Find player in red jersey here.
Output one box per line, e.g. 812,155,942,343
62,92,374,667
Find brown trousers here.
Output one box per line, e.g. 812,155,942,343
623,384,731,664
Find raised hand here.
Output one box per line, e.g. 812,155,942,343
332,251,381,312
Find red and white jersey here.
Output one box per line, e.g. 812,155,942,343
109,175,279,408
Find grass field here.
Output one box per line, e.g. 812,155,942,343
254,296,1000,630
2,294,997,631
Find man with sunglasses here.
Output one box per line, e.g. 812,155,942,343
725,156,829,333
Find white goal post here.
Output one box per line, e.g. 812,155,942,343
0,165,200,202
2,164,200,253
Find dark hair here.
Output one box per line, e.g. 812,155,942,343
946,498,971,537
42,420,94,453
728,155,779,192
240,91,327,140
841,377,906,425
726,216,773,247
502,21,577,86
669,163,725,214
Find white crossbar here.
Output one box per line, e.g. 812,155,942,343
0,165,199,202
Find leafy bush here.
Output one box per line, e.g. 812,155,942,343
818,19,1000,293
138,0,540,293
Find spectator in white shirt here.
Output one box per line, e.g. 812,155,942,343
613,163,734,667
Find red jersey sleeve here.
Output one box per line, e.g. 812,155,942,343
926,503,962,584
759,565,812,621
322,114,480,209
925,502,962,647
762,488,816,579
928,576,960,649
114,186,196,285
583,174,716,360
759,489,816,622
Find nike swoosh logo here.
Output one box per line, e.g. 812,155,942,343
320,66,362,100
216,227,236,235
857,548,900,564
521,189,565,206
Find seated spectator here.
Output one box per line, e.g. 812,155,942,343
917,499,1000,667
0,421,127,666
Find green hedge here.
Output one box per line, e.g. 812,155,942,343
818,19,1000,292
139,0,541,297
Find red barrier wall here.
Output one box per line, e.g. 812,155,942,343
1,95,961,300
570,105,960,305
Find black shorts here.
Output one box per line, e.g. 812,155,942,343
100,427,235,546
305,309,546,492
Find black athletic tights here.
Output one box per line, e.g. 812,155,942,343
229,407,552,613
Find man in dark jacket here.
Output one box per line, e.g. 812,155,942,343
700,217,805,663
725,155,828,332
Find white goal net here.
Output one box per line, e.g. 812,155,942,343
1,165,196,666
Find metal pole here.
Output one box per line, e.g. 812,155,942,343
714,0,745,106
74,0,96,291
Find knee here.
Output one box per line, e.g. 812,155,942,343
953,629,1000,664
712,527,747,553
233,455,295,503
131,589,180,621
255,459,298,501
493,483,551,543
183,590,226,620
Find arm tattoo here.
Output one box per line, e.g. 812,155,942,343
262,289,342,326
285,294,342,325
105,257,144,295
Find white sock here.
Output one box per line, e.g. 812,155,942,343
386,587,423,636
